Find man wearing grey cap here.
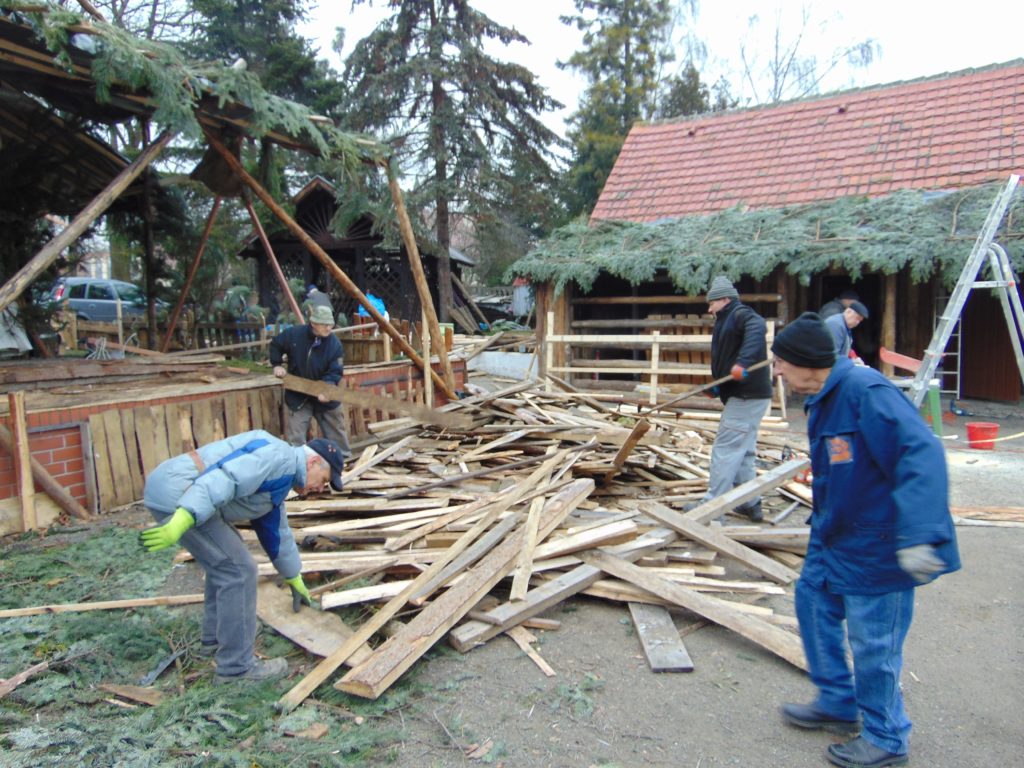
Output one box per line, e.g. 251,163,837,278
693,276,773,521
771,312,960,768
825,300,870,361
270,304,352,458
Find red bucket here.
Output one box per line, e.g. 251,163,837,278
965,422,999,450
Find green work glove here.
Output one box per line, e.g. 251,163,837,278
896,544,945,585
284,574,312,612
140,507,195,552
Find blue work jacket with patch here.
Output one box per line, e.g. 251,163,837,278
143,430,305,578
801,358,961,594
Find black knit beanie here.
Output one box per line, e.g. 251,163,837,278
772,312,836,368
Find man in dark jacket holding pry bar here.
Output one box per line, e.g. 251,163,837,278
269,304,352,459
695,276,773,521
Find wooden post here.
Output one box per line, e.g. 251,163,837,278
0,132,173,314
203,131,457,402
9,392,35,531
162,197,221,352
242,191,304,320
421,307,433,406
384,164,456,395
650,331,660,405
882,272,897,377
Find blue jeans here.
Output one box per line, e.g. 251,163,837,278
795,578,914,755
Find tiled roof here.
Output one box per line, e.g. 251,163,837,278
592,61,1024,223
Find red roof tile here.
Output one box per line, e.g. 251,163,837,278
592,61,1024,223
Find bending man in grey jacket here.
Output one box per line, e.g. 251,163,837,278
140,430,345,684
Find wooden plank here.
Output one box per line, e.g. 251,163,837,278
191,398,216,447
643,502,800,584
224,393,241,436
0,594,204,618
0,661,49,699
118,407,145,501
0,492,62,537
448,527,678,653
98,684,164,707
510,497,544,601
255,581,372,664
282,375,473,430
100,409,133,506
602,418,651,484
259,387,279,434
335,478,595,699
8,391,35,530
88,413,116,512
628,602,694,673
132,406,160,476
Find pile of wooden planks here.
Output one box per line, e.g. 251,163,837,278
266,379,813,711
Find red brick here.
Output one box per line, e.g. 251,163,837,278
51,446,80,462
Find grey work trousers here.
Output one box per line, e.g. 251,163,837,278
285,400,352,458
705,396,771,505
148,510,258,677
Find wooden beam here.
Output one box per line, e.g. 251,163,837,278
571,294,782,306
0,131,173,315
385,165,457,393
677,458,810,524
162,197,221,352
602,418,650,484
8,391,35,531
203,131,456,401
243,191,304,320
581,550,806,670
0,423,90,520
0,594,203,618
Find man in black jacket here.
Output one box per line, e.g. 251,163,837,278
698,276,773,521
269,304,352,459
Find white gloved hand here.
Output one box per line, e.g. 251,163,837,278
897,544,945,584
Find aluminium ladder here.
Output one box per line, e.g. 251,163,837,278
907,175,1024,407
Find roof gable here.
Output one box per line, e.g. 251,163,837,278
593,61,1024,222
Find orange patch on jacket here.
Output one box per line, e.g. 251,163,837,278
827,436,853,464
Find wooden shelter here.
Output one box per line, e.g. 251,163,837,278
238,177,476,326
518,62,1024,401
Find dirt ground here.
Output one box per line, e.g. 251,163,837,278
4,394,1023,767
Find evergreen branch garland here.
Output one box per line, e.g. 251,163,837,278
510,184,1024,293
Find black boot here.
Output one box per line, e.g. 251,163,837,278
735,501,763,522
827,736,908,768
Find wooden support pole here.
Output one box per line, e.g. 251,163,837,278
0,132,173,315
882,272,897,377
384,164,457,394
243,191,304,321
9,392,35,531
203,131,457,401
162,197,221,352
0,423,91,520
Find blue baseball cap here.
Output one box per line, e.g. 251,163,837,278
307,438,345,491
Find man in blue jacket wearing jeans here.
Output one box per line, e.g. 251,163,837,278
140,430,345,684
695,276,773,520
771,312,961,768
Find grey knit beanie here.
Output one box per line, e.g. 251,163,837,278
706,276,739,302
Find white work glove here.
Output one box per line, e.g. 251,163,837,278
896,544,945,584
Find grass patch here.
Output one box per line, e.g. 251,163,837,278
0,525,448,767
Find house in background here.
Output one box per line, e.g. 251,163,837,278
515,61,1024,401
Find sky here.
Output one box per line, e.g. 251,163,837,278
300,0,1024,138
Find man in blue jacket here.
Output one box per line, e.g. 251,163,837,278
696,276,773,520
771,312,961,768
270,304,352,459
140,430,345,684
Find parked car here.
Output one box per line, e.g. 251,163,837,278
47,277,165,323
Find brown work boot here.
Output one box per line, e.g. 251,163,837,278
214,657,288,685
